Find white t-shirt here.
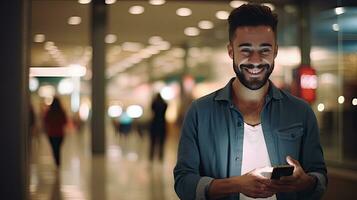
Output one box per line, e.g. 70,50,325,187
239,123,276,200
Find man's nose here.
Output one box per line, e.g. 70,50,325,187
248,51,262,63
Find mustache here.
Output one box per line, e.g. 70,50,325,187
239,63,270,69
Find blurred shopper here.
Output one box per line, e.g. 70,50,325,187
149,93,168,161
174,4,327,200
44,97,68,167
29,102,36,137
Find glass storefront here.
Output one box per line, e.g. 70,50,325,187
310,1,357,168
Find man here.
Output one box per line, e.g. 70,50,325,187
174,4,327,200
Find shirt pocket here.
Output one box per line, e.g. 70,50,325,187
275,123,304,160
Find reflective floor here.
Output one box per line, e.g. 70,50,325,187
29,122,179,200
29,121,357,200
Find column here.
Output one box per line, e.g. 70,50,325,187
91,0,107,154
0,0,29,199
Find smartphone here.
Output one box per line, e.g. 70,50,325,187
271,165,294,179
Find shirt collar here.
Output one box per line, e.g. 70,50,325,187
214,77,283,102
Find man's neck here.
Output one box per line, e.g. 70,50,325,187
232,78,269,104
232,78,270,125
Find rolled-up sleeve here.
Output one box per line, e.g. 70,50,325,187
299,107,328,199
174,102,212,200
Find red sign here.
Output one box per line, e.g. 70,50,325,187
292,66,317,103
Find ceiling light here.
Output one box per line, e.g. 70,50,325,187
105,0,116,4
30,65,86,77
58,78,74,95
129,6,144,15
215,11,229,20
44,41,55,51
68,16,82,25
146,46,160,55
126,105,143,118
108,105,123,118
262,3,275,11
148,36,163,45
338,96,345,104
34,34,46,43
105,34,117,44
229,1,247,8
352,98,357,106
184,27,200,36
335,7,345,15
332,23,339,31
198,20,214,29
78,0,91,4
176,8,192,17
29,77,39,92
122,42,143,52
149,0,165,5
157,41,171,50
317,103,325,112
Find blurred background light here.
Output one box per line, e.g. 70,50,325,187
126,105,143,118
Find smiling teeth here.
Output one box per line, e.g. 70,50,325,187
247,68,264,74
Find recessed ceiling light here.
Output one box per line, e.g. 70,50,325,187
78,0,91,4
122,42,143,52
230,1,247,8
198,20,214,29
68,16,82,25
215,11,229,20
149,0,165,5
262,3,275,11
157,41,171,50
176,8,192,17
335,7,345,15
129,6,145,15
34,34,46,43
105,0,116,4
105,34,117,44
148,36,163,45
44,41,55,51
184,27,200,36
332,23,339,31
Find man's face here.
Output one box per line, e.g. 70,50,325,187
227,25,278,90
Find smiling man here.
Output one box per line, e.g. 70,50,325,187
174,4,327,200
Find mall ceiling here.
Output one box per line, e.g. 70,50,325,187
30,0,296,71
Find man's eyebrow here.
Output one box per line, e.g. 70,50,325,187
260,43,273,47
238,43,252,47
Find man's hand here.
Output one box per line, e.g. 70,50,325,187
268,156,316,193
235,168,275,198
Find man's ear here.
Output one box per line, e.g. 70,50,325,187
227,43,234,59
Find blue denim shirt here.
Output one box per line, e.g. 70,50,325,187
174,78,327,200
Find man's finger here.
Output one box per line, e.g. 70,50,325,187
286,156,300,167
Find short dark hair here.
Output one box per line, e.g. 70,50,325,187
228,4,278,42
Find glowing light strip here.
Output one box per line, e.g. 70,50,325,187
30,66,86,77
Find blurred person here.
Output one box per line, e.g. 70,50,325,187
29,101,36,139
174,4,327,200
44,97,68,167
149,93,168,161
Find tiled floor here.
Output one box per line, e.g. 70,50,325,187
29,122,180,200
29,121,357,200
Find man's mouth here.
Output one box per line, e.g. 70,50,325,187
245,67,265,75
240,64,269,76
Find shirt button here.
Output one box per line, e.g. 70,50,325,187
237,122,242,127
235,156,239,161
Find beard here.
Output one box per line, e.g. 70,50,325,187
233,60,274,90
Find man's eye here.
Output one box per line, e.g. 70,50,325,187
260,48,272,55
241,49,251,54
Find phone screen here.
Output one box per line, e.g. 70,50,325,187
271,165,294,179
